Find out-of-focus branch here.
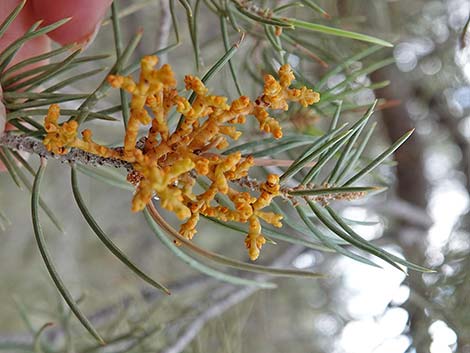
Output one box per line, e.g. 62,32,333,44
367,197,433,229
162,246,304,353
0,245,305,352
0,275,211,349
157,1,172,63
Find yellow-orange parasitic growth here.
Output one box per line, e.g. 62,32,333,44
42,56,320,260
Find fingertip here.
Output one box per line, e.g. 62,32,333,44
0,1,51,68
31,0,112,46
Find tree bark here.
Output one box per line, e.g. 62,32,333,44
372,66,432,353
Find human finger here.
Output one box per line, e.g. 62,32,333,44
31,0,113,48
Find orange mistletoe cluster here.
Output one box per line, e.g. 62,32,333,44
42,55,320,260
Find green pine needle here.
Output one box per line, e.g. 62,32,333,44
71,165,171,295
31,159,105,344
145,210,276,288
286,18,393,47
344,129,415,186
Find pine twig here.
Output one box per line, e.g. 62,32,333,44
0,133,133,171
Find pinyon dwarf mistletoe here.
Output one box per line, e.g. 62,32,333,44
42,55,320,261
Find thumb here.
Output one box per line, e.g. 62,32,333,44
0,86,5,139
31,0,113,47
0,86,6,172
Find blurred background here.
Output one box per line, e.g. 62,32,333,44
0,0,469,352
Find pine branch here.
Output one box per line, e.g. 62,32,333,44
0,132,374,207
0,0,430,346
